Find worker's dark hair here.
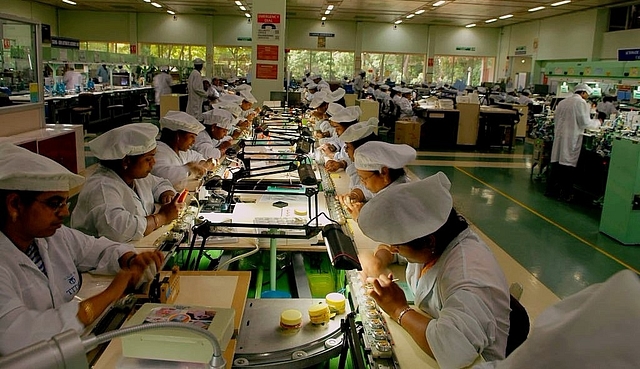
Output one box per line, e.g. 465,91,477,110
0,190,39,226
159,128,179,145
603,95,616,103
403,208,468,257
351,133,380,150
99,151,147,172
388,167,407,183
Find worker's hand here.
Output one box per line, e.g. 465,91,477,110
159,190,176,204
344,200,364,220
359,245,393,282
237,120,251,129
218,140,232,151
366,273,408,320
201,158,216,170
158,193,181,224
324,159,345,172
186,162,207,178
127,250,164,273
349,189,365,203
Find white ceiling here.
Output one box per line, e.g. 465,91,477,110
35,0,632,27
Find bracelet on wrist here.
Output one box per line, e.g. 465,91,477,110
396,306,413,326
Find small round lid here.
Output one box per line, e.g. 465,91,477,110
308,303,330,316
326,292,346,305
280,309,302,326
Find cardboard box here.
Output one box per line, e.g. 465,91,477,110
394,120,422,148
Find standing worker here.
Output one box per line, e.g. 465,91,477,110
547,83,602,201
97,64,110,85
187,58,208,121
353,70,366,98
153,65,173,119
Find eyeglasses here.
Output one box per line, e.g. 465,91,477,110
358,172,376,182
37,198,69,211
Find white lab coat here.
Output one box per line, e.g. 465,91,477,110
550,94,601,167
0,228,133,355
316,79,331,92
474,269,640,369
71,165,174,242
353,75,364,95
406,228,510,369
193,130,223,160
152,141,205,188
153,72,173,106
398,97,414,118
517,95,534,105
63,70,82,91
187,69,208,121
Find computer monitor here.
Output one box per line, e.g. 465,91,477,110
591,87,602,97
533,84,549,95
112,73,130,87
617,90,631,101
269,91,302,107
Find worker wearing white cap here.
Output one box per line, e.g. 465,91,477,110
194,108,236,160
152,111,214,188
357,172,511,369
0,142,163,355
71,124,179,243
504,87,518,103
153,65,173,119
391,86,403,105
547,83,602,201
325,105,362,172
353,140,415,200
238,89,259,121
186,57,208,121
398,88,415,118
475,269,640,369
312,74,330,92
203,77,220,104
353,70,366,98
517,89,534,105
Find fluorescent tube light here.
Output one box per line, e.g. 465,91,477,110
406,14,415,19
151,2,162,8
465,23,476,28
394,20,403,24
433,1,446,6
327,5,334,10
325,10,331,14
485,18,497,23
551,0,571,6
321,16,327,21
528,6,545,12
167,10,175,14
415,9,425,14
245,13,251,18
62,0,77,4
235,1,242,5
240,5,246,10
499,14,513,19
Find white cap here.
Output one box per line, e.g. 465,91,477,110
239,90,257,104
392,86,402,92
309,91,329,109
329,105,362,123
159,65,169,71
401,88,413,94
327,102,344,117
307,82,318,90
358,172,452,244
339,118,378,143
160,111,205,134
203,109,235,130
215,103,242,118
218,93,244,105
227,77,238,83
326,88,346,103
0,142,85,192
522,89,531,94
234,84,252,92
89,123,158,160
354,141,416,172
319,120,333,133
311,74,322,80
380,84,390,91
574,83,593,95
193,58,204,65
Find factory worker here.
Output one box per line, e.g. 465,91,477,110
474,269,640,369
596,95,618,119
216,95,252,138
212,76,224,93
238,87,259,120
398,88,415,118
336,119,381,217
153,65,173,118
71,124,179,243
97,64,110,85
305,82,319,103
353,70,366,98
311,74,331,92
0,143,163,355
63,65,82,91
325,105,362,172
202,78,219,106
194,108,236,160
152,111,214,188
358,172,511,369
365,82,375,97
186,58,208,121
391,86,403,104
504,88,518,103
310,88,347,123
315,120,341,162
517,89,534,105
547,83,602,201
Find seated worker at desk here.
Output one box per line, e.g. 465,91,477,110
0,143,163,355
152,111,215,188
358,172,511,369
193,108,236,161
324,104,362,172
236,85,260,121
518,90,534,105
71,124,180,242
398,88,415,119
341,141,415,219
216,95,252,139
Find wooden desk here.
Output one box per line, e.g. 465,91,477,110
91,271,251,369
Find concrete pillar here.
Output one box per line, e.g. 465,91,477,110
251,0,286,104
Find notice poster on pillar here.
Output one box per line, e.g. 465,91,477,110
256,63,278,80
257,45,279,61
257,13,281,41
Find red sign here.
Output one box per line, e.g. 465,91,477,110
3,39,11,48
428,58,434,67
256,63,278,80
257,45,278,61
257,14,281,24
130,44,137,54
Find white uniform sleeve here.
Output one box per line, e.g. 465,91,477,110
575,101,601,130
63,227,134,274
151,174,176,201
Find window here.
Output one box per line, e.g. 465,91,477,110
138,43,205,61
213,46,252,78
287,50,354,82
432,56,495,86
361,53,425,85
79,42,130,54
608,2,640,31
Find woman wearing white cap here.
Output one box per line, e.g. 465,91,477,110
358,172,511,368
398,88,415,118
194,108,236,160
324,104,362,172
215,95,252,139
186,58,208,121
0,143,163,355
71,124,180,242
152,111,214,188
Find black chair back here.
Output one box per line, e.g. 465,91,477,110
506,294,530,356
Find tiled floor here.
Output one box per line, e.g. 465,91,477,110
407,141,640,318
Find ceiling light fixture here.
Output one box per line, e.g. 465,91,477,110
433,1,446,6
528,6,545,12
499,14,513,19
151,2,162,8
62,0,77,4
235,1,242,5
406,14,415,18
167,10,175,14
327,5,334,10
485,18,497,23
324,9,331,14
245,13,251,18
394,20,403,24
551,0,571,6
465,23,476,28
415,9,425,15
239,5,246,10
321,16,327,21
143,0,151,3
